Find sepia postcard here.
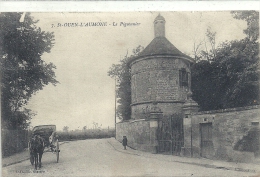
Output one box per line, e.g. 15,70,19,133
1,2,260,177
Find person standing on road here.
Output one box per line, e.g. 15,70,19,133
49,131,57,151
122,136,127,150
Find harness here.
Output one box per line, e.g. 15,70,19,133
30,135,45,153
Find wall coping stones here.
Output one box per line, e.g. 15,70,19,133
194,105,260,115
131,100,185,106
116,119,147,124
129,119,147,123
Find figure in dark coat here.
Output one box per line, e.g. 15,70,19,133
122,136,127,150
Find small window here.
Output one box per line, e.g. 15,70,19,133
251,122,259,126
179,68,188,87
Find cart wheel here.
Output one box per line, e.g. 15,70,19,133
56,139,59,163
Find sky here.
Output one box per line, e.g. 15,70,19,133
25,11,247,131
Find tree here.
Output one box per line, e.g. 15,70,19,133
63,126,69,132
205,27,217,60
191,60,221,110
82,126,87,131
213,39,258,108
191,11,259,111
192,41,203,62
231,11,259,41
0,13,58,129
192,27,217,62
108,45,143,120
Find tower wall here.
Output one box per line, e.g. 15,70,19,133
131,102,184,120
130,57,190,119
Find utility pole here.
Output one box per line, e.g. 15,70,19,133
191,107,193,157
114,76,117,138
188,73,193,158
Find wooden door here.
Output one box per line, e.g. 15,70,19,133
200,123,214,158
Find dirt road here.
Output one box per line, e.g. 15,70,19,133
2,139,255,177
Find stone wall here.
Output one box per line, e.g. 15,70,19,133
116,119,158,153
183,105,260,162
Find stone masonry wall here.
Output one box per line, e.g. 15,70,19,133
131,102,183,120
184,106,260,162
116,119,157,152
131,58,190,105
131,57,190,120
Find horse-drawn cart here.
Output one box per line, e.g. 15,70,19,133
28,125,60,169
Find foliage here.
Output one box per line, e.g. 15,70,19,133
191,61,220,110
191,11,259,111
2,129,29,157
108,45,143,120
231,11,259,41
63,126,69,132
0,13,58,130
193,27,216,62
234,126,259,154
57,129,115,141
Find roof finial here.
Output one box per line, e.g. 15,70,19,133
154,13,165,37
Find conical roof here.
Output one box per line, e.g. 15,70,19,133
128,15,194,65
154,14,165,21
137,36,192,59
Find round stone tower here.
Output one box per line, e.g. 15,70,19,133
128,14,195,120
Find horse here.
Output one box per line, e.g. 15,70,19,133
29,134,45,170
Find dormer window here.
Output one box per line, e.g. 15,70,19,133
179,68,188,87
